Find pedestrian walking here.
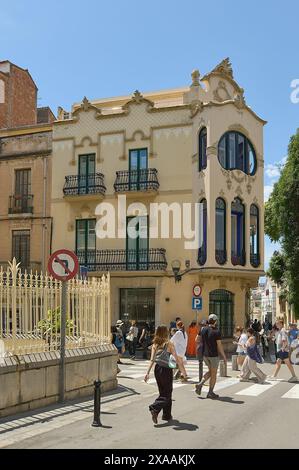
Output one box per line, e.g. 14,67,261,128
139,322,151,359
171,321,188,382
270,319,298,382
195,319,207,382
239,328,267,384
235,327,247,370
195,314,227,399
186,321,198,357
126,320,139,359
111,325,125,365
144,325,184,424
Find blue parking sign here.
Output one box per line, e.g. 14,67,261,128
192,297,202,310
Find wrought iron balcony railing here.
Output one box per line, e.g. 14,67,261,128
215,249,227,265
76,248,167,271
250,253,260,268
63,173,106,196
114,169,159,192
231,250,246,266
9,195,34,214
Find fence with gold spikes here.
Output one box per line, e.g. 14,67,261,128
0,258,111,355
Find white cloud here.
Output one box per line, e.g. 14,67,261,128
265,163,280,179
264,184,274,202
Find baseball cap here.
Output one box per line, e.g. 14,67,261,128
116,320,124,326
208,314,218,322
199,319,207,325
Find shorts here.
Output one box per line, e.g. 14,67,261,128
237,351,246,356
204,356,220,369
277,350,289,360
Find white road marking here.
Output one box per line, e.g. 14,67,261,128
281,384,299,399
235,381,279,396
214,378,240,391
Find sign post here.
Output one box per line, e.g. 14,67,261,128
48,249,79,403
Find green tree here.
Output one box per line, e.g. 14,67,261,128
265,130,299,318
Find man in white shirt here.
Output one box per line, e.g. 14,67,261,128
270,319,298,382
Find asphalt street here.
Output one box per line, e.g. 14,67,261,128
1,359,299,449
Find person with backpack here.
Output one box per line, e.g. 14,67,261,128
144,325,185,424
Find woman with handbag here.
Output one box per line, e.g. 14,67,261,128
144,325,186,424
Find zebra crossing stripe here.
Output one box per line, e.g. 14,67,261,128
235,381,279,396
281,384,299,399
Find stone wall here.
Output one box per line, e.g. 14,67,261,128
0,345,118,418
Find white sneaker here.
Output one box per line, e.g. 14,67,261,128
268,376,277,381
288,376,298,383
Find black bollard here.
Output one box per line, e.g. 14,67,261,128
92,380,102,427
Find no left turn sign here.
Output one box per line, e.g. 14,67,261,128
48,249,79,281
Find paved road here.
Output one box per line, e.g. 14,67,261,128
1,359,299,449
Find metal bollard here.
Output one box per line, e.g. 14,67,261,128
231,355,238,371
92,380,102,427
219,360,227,377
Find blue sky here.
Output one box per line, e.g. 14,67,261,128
1,0,298,267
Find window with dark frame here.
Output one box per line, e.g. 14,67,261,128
12,230,30,270
199,128,207,171
198,198,207,265
218,131,257,175
231,197,246,266
215,198,227,265
250,204,260,267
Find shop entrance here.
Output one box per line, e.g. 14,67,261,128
120,288,155,328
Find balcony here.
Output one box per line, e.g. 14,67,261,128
215,249,227,265
231,250,246,266
76,248,167,272
250,253,260,268
63,173,106,200
114,169,159,195
9,195,34,215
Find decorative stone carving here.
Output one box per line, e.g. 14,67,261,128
190,100,203,117
234,88,246,110
191,69,201,86
231,171,246,184
236,186,243,197
210,58,234,79
213,80,231,102
226,177,232,190
132,90,143,103
247,183,252,194
72,97,101,116
198,189,205,198
206,145,217,156
219,189,225,198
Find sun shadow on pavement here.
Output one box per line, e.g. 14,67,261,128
196,396,244,404
155,419,199,431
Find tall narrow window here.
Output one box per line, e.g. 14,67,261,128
126,215,149,270
12,230,30,270
14,169,32,213
199,128,207,171
129,148,148,190
198,199,207,265
231,198,245,266
250,204,260,267
76,219,96,268
78,154,96,194
215,198,226,265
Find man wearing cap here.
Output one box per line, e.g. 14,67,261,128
195,319,207,382
195,314,227,399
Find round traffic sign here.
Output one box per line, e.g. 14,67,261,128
193,284,202,297
48,249,79,281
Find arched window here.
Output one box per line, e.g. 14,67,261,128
198,198,207,265
209,289,234,338
218,131,257,175
199,127,207,171
231,198,245,266
215,198,226,265
250,204,260,267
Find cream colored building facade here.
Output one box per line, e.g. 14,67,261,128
51,58,265,341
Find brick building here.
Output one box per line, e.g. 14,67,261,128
0,60,54,271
